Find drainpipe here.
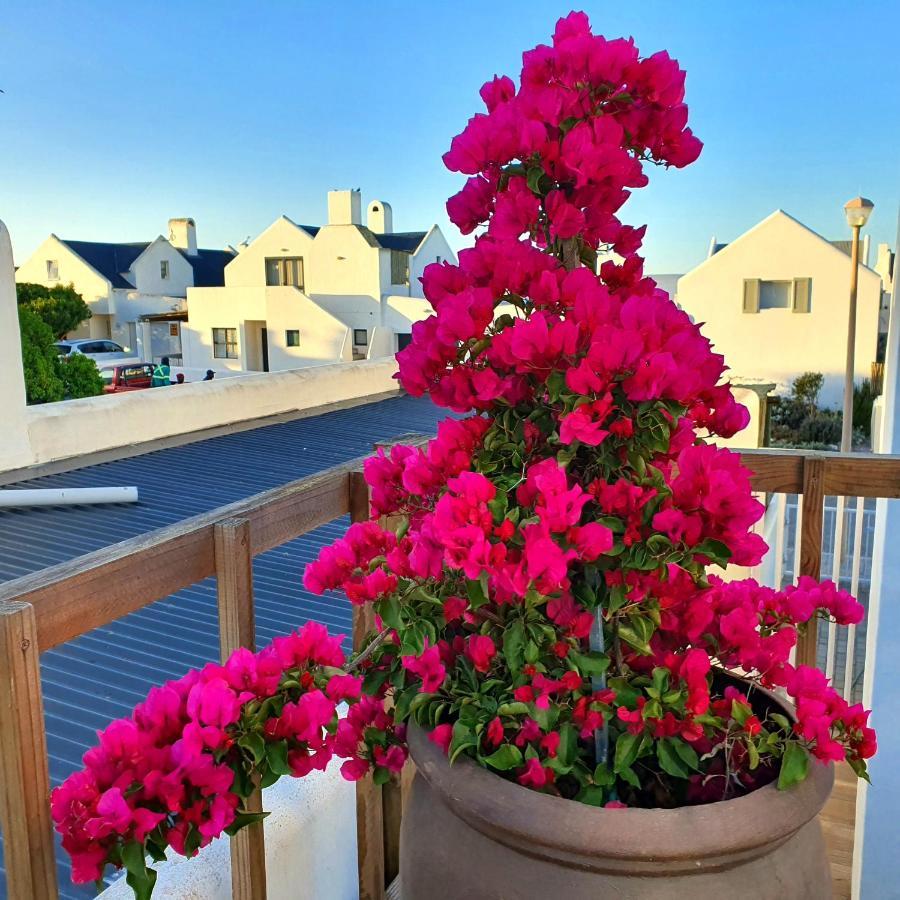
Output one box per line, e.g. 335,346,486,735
0,487,139,508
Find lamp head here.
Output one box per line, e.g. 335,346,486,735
844,196,874,229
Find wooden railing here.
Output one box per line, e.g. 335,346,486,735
1,446,899,899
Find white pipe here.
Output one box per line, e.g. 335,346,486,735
0,487,139,508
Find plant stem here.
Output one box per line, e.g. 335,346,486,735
348,629,392,672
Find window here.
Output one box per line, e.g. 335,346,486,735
101,341,124,352
160,260,170,279
743,278,812,314
354,329,368,346
390,250,410,285
169,323,179,337
286,329,300,347
759,280,792,310
265,257,304,290
212,327,238,359
46,260,59,280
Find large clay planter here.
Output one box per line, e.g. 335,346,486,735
401,710,834,900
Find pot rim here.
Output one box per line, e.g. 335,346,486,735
408,715,834,864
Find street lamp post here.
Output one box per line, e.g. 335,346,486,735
841,196,874,452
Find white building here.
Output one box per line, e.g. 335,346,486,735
677,210,884,408
15,218,233,360
181,190,455,374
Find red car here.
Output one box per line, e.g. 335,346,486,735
101,363,155,393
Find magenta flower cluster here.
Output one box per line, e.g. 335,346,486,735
54,12,875,895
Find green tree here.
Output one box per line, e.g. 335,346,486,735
59,353,104,399
18,306,64,403
790,372,824,415
16,282,92,339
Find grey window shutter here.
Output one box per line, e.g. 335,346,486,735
743,279,760,313
792,277,811,313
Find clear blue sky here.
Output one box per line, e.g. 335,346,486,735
2,0,898,272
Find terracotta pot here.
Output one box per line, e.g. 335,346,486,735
401,705,834,899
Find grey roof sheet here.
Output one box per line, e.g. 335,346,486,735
0,394,446,897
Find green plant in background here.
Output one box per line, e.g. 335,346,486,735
791,372,824,416
853,379,878,440
15,281,104,403
16,282,92,339
18,305,64,404
59,352,105,399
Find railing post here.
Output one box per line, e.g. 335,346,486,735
0,601,59,899
350,470,386,900
215,519,267,900
797,455,826,668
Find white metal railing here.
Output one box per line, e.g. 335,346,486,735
752,493,874,704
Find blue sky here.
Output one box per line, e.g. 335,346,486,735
2,1,898,273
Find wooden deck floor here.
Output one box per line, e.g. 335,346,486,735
822,763,857,899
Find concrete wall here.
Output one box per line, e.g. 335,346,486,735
99,762,356,900
677,211,882,408
6,358,398,473
183,286,350,373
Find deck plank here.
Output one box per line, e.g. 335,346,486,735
821,763,857,900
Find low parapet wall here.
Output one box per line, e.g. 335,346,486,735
9,358,400,474
98,762,357,899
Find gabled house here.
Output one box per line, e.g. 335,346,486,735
15,218,233,360
676,210,884,408
181,190,456,373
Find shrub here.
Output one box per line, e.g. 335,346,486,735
59,353,105,399
853,378,878,440
18,306,64,404
16,282,92,339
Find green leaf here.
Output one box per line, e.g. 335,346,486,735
730,699,751,726
466,578,489,610
373,766,392,786
526,165,546,194
777,743,810,790
670,737,700,771
503,620,526,675
224,810,271,836
747,741,760,770
497,701,530,716
121,842,157,900
239,732,266,765
557,724,578,767
266,739,292,777
449,721,477,763
570,650,610,677
614,732,641,773
377,593,403,631
483,744,523,771
657,739,690,779
576,784,607,807
488,491,509,523
618,765,641,789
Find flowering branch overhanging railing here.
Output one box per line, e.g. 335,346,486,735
49,12,876,898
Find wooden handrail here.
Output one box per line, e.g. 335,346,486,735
0,441,899,899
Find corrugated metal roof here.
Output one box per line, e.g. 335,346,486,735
0,394,446,897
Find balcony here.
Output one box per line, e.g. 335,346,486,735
0,406,896,899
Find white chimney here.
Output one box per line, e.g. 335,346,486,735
168,218,198,256
327,190,362,226
367,200,393,234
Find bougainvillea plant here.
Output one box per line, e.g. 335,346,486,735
52,12,876,897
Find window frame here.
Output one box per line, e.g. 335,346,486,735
160,259,170,280
758,280,793,311
285,329,300,348
353,328,368,346
265,256,305,290
212,327,239,359
390,250,410,286
46,259,59,280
